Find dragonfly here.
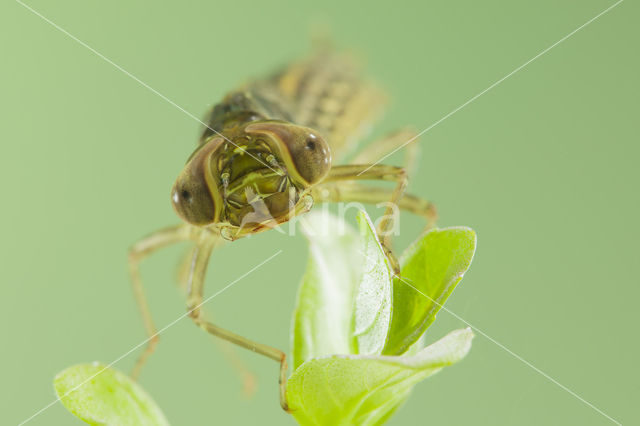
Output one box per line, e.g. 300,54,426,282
129,49,437,411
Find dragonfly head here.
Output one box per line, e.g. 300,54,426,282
171,121,332,237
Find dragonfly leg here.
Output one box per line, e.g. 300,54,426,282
322,165,412,274
185,236,290,412
352,128,420,178
175,245,197,291
129,224,195,379
313,182,436,227
175,244,258,397
314,164,438,275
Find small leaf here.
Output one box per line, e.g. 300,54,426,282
291,212,362,369
352,210,393,355
383,227,477,355
288,328,474,426
54,363,169,426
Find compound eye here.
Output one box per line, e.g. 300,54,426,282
305,138,316,150
180,189,192,203
293,132,331,184
245,122,332,185
172,187,195,208
171,175,216,225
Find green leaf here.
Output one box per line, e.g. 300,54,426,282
383,227,477,355
290,211,475,424
353,210,393,355
288,328,474,426
54,363,169,426
291,212,362,369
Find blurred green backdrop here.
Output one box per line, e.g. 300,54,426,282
1,0,637,424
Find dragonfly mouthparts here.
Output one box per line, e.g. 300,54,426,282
216,137,303,228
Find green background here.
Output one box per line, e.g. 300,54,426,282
1,0,637,424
